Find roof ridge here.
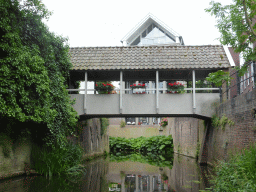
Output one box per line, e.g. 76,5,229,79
70,44,224,49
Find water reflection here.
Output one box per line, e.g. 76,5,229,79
107,153,211,192
0,154,212,192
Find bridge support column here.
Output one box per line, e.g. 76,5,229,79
163,81,167,94
120,71,123,114
84,71,87,113
192,70,196,114
156,70,159,114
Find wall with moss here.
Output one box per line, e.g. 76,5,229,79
0,134,31,179
68,118,109,159
170,117,204,159
203,89,256,165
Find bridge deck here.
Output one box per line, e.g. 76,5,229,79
70,93,219,119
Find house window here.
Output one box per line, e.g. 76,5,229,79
126,117,135,125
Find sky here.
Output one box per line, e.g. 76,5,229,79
41,0,234,48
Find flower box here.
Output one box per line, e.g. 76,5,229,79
95,82,114,94
130,83,146,94
167,82,185,94
160,118,168,127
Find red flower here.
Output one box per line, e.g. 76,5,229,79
130,85,132,87
96,84,98,86
138,83,141,86
133,84,136,86
103,84,106,86
142,84,145,86
170,83,173,86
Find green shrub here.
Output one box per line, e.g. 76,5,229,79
212,145,256,191
120,120,126,128
31,141,85,178
109,135,174,156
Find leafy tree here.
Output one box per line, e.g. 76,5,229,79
0,0,78,148
205,0,256,84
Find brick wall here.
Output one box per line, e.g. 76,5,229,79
205,89,256,164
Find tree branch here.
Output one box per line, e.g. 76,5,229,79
243,0,256,38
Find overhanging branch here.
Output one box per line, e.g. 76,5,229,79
243,0,256,38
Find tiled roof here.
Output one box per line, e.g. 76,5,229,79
69,45,231,70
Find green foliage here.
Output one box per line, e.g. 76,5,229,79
196,142,201,160
120,120,126,128
75,121,87,136
212,114,234,131
109,135,174,156
206,70,231,87
211,145,256,191
100,118,109,136
187,80,213,93
219,114,228,131
205,0,256,77
31,141,85,178
212,114,220,128
109,153,173,169
227,119,235,126
0,0,79,148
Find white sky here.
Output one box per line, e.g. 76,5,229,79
42,0,233,47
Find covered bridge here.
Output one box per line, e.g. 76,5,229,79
68,44,231,119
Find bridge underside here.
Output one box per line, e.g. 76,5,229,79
79,114,211,121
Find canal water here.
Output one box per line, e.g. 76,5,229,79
0,153,212,192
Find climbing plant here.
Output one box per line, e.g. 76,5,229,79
211,114,235,130
100,118,109,136
0,0,79,148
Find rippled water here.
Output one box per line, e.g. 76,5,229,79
0,153,212,192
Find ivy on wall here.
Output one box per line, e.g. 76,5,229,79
0,0,79,148
100,118,109,136
212,114,235,130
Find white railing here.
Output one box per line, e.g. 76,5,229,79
66,87,220,92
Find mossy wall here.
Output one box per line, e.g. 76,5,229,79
68,118,109,159
0,135,31,179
